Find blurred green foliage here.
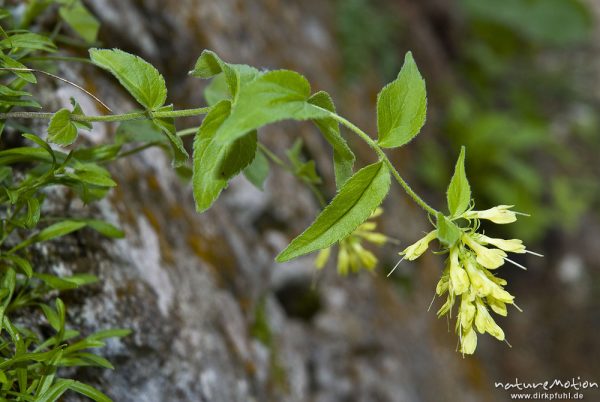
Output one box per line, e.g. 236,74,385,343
335,0,599,242
335,0,402,82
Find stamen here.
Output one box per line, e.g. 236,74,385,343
427,293,436,312
514,211,530,217
513,303,523,312
504,257,527,270
525,250,544,257
504,339,513,348
386,256,404,277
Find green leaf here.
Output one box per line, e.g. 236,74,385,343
436,212,461,247
115,119,164,144
376,52,427,148
3,254,33,277
59,1,100,43
193,100,257,212
26,197,41,228
70,98,92,130
204,73,230,106
307,91,355,188
213,70,329,145
48,109,78,145
190,49,260,101
243,148,269,190
36,220,87,242
67,381,111,402
69,163,117,187
446,146,471,216
0,33,56,53
85,220,124,238
0,54,36,83
152,105,189,167
276,161,390,262
87,328,132,341
89,48,167,110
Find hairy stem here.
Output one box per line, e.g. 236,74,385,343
0,107,211,123
326,111,439,216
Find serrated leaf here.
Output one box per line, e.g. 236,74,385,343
243,148,269,190
276,161,390,262
436,212,461,247
446,146,471,216
190,49,260,101
376,52,427,148
48,109,78,145
152,105,189,167
307,91,355,188
213,70,329,145
59,1,100,43
90,48,166,110
204,73,230,106
70,98,92,130
193,100,257,212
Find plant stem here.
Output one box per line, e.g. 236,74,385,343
0,107,211,123
325,111,438,216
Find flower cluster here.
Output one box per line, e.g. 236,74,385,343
399,205,539,354
315,208,387,275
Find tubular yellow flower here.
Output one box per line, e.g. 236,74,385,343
460,327,477,355
315,247,331,269
351,242,378,270
475,300,505,340
336,246,350,275
459,294,476,329
465,257,493,297
462,234,506,269
449,247,469,295
313,208,387,274
464,205,517,224
474,234,525,254
400,230,437,261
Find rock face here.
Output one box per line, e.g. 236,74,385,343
27,1,597,401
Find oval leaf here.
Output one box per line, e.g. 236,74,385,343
376,51,427,148
193,100,257,212
89,48,166,110
213,70,329,145
48,109,78,145
276,161,390,262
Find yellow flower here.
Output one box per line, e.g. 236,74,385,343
400,230,437,261
460,327,477,355
462,234,506,269
473,234,525,253
449,247,469,295
464,205,517,224
314,208,386,275
474,300,505,341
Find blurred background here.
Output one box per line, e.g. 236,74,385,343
10,0,600,401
